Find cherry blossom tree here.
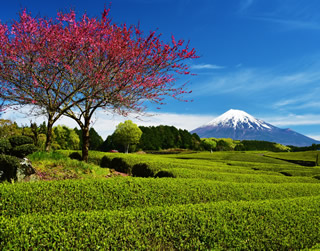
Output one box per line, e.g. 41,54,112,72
0,10,90,150
0,8,198,161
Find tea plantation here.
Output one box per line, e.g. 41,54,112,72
1,150,320,249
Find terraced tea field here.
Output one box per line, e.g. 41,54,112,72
1,151,320,249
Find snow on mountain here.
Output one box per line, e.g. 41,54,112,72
191,109,320,147
203,109,271,130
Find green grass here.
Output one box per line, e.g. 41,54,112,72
28,151,110,180
1,150,320,249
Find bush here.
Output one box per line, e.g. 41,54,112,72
8,135,33,148
0,154,21,182
111,158,131,174
155,170,175,178
11,144,38,158
0,138,12,154
100,156,112,168
69,152,82,161
132,163,155,177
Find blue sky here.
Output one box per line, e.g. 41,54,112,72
1,0,320,140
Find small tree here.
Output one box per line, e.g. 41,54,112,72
113,120,142,153
201,138,217,152
0,119,20,138
52,125,80,150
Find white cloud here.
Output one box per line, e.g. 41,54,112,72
306,135,320,141
1,107,215,140
261,114,320,127
191,64,225,70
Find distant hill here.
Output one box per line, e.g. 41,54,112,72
191,109,320,147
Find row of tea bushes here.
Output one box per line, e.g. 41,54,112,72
2,177,320,217
1,196,320,250
169,168,320,183
62,150,320,181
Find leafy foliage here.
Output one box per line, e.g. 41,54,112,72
52,125,80,150
155,170,175,178
100,156,112,168
235,140,290,152
132,163,155,177
68,152,82,161
0,154,21,182
0,138,12,154
102,125,202,151
111,157,131,174
113,120,142,153
11,144,38,158
0,119,20,138
8,135,33,148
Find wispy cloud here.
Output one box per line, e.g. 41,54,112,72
273,87,320,110
191,64,225,70
193,59,320,115
239,0,320,31
238,0,255,13
262,114,320,127
253,16,320,30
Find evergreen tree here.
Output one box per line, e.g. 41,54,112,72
89,128,104,150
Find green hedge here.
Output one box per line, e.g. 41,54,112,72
8,135,33,148
0,138,11,154
11,144,38,158
2,178,320,217
1,196,320,249
0,154,21,182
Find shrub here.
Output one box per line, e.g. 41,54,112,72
11,144,38,158
100,156,112,168
0,154,21,182
0,138,12,154
8,135,33,148
69,152,82,161
155,170,175,178
132,163,155,177
111,157,131,174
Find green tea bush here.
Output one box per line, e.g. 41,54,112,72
69,152,82,161
100,156,112,168
155,170,175,178
0,138,11,154
0,154,21,182
132,163,155,177
8,135,33,147
2,178,320,217
111,157,131,174
11,144,38,158
1,196,320,250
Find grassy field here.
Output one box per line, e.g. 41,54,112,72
1,150,320,249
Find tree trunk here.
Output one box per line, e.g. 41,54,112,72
81,125,90,162
125,143,129,154
45,119,54,152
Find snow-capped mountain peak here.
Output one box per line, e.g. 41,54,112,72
191,109,320,146
205,109,271,130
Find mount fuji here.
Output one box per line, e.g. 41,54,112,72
190,109,320,147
